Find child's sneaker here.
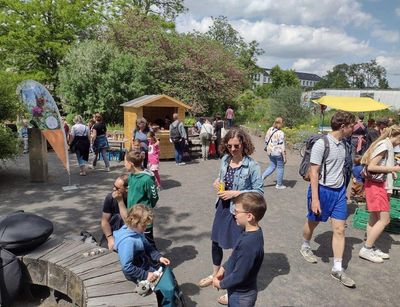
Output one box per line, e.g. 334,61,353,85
359,247,383,263
300,246,317,263
275,184,287,189
330,270,356,288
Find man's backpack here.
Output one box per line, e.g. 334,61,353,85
0,247,22,306
154,266,185,307
170,124,182,143
299,134,330,183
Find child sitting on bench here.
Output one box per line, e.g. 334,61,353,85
113,205,170,283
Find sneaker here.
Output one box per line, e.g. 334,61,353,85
300,246,317,263
275,185,287,189
330,270,356,288
178,162,186,166
105,167,110,172
88,165,95,169
373,247,390,260
359,247,383,263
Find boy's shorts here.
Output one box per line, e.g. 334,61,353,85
307,184,347,222
228,289,257,307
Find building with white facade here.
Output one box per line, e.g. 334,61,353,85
253,68,322,88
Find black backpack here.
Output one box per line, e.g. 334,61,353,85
0,247,22,306
170,124,182,143
299,134,330,183
0,211,53,254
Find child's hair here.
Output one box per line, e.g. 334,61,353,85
362,125,400,164
353,155,362,165
126,150,144,167
125,205,153,230
132,139,141,150
147,131,157,143
234,192,267,222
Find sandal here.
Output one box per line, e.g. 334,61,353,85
217,294,228,305
198,275,213,288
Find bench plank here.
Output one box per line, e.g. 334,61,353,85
86,292,157,307
42,241,85,262
86,280,135,297
69,253,120,275
78,262,122,280
22,237,63,259
83,271,127,287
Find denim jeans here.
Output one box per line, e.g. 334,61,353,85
76,150,88,167
174,140,185,163
227,119,233,128
93,148,110,168
228,289,257,307
262,154,284,185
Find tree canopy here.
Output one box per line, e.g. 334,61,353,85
315,60,389,89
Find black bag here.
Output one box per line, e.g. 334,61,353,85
170,124,182,143
298,134,330,183
0,247,22,306
69,138,78,153
0,211,53,254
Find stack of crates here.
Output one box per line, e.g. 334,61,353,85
352,198,400,234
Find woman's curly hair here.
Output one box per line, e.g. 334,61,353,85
125,204,153,230
220,127,255,157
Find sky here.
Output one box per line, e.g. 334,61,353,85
175,0,400,88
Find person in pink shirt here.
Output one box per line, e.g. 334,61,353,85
225,106,234,129
147,131,161,189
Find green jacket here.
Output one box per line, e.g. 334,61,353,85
127,171,159,209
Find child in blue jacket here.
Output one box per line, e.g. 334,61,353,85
113,204,170,283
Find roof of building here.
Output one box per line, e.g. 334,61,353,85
120,94,191,109
260,68,321,81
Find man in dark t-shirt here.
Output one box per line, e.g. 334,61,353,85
100,174,128,250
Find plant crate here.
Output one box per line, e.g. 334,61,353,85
352,208,369,230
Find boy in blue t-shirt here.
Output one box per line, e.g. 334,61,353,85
213,192,267,307
351,155,365,202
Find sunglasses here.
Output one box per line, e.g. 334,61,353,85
226,144,241,149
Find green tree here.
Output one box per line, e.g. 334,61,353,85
268,86,309,128
205,16,264,73
105,0,186,20
58,41,152,123
269,66,300,91
0,0,102,85
108,11,249,114
315,60,389,89
234,89,268,123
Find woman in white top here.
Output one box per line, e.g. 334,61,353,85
199,118,214,160
262,117,287,189
69,115,90,176
359,125,400,263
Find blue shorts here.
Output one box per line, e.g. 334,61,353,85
227,289,257,307
307,184,347,222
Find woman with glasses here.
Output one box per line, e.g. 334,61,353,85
198,127,263,305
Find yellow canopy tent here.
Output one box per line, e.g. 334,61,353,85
312,96,389,112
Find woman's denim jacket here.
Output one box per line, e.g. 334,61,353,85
217,154,264,213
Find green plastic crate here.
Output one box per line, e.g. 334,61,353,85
352,208,369,230
385,219,400,234
394,172,400,187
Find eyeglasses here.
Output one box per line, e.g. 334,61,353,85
113,184,124,191
233,205,249,215
226,144,241,149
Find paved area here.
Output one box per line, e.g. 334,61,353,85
1,134,399,307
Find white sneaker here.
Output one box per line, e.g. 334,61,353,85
275,185,287,189
373,247,390,260
178,162,186,166
88,165,95,169
105,167,110,172
359,247,383,263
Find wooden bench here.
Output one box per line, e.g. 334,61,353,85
19,238,158,306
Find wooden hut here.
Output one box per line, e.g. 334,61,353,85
120,95,191,159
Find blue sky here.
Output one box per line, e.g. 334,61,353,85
175,0,400,88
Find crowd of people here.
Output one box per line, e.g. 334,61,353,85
62,107,400,306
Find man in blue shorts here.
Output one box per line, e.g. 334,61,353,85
300,111,356,288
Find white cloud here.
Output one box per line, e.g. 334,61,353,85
396,7,400,17
181,0,374,27
176,16,371,60
376,55,400,76
371,29,400,43
231,20,371,59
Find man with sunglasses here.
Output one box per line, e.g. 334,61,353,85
100,174,128,250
